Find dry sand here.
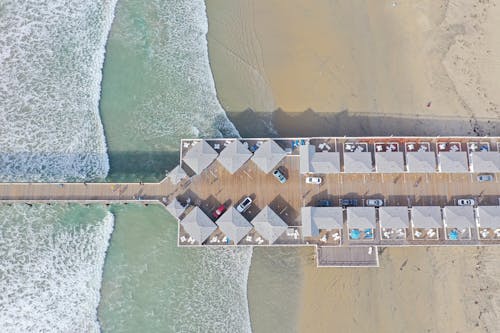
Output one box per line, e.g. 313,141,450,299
207,0,500,135
205,0,500,332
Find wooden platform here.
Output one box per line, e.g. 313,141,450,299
0,136,499,267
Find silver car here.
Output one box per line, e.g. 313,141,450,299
366,199,384,207
477,174,494,182
237,196,252,213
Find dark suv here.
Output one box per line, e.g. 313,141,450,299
340,198,358,207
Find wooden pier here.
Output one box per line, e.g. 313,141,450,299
1,136,500,267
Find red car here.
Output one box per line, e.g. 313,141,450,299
212,204,226,220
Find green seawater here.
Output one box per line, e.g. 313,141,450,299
97,0,301,331
98,204,252,332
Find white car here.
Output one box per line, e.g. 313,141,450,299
236,196,253,213
457,198,475,206
305,176,322,184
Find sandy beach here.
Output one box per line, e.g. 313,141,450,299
205,0,500,332
207,0,500,135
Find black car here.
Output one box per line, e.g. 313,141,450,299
317,199,332,207
340,198,358,207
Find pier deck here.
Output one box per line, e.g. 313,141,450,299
1,136,500,267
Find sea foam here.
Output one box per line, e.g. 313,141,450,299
0,0,117,181
0,205,114,333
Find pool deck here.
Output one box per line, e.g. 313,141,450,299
1,136,500,267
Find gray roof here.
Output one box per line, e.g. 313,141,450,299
299,145,340,174
443,206,475,229
343,152,373,173
217,140,252,174
438,152,469,172
411,206,443,228
166,198,186,218
216,207,253,244
252,206,288,243
406,152,436,172
470,152,500,173
181,207,217,244
251,140,287,173
476,206,500,228
166,165,188,184
301,207,343,237
346,207,376,229
375,152,405,173
378,206,410,229
183,140,218,174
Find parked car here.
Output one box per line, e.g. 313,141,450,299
212,204,226,220
305,176,322,184
477,174,494,182
365,199,384,207
340,198,358,207
317,199,332,207
237,196,253,213
272,168,287,183
457,198,475,206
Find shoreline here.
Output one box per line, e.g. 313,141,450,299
205,1,500,332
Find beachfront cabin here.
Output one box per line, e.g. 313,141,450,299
469,152,500,173
299,144,340,174
166,165,188,185
216,140,252,174
378,206,410,240
405,151,436,172
166,198,187,219
215,207,253,245
476,206,500,240
179,206,217,245
442,206,476,240
437,152,469,173
251,206,288,245
411,206,442,240
346,207,376,241
301,207,343,245
250,140,287,174
343,152,373,173
375,152,405,173
182,140,218,174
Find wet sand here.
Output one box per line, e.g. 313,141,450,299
207,0,500,134
205,0,500,332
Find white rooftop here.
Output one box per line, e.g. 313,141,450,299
301,207,343,237
346,207,376,229
216,207,253,244
181,207,217,244
411,206,442,229
217,140,252,174
183,140,218,174
438,152,469,172
469,152,500,173
343,152,373,173
406,152,436,172
375,152,405,173
299,145,340,174
251,140,287,174
378,206,410,229
476,206,500,229
252,206,288,243
443,206,476,229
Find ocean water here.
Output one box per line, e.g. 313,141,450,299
0,1,118,332
99,204,252,332
100,0,238,181
0,0,116,181
1,0,297,332
0,204,113,332
97,0,254,332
